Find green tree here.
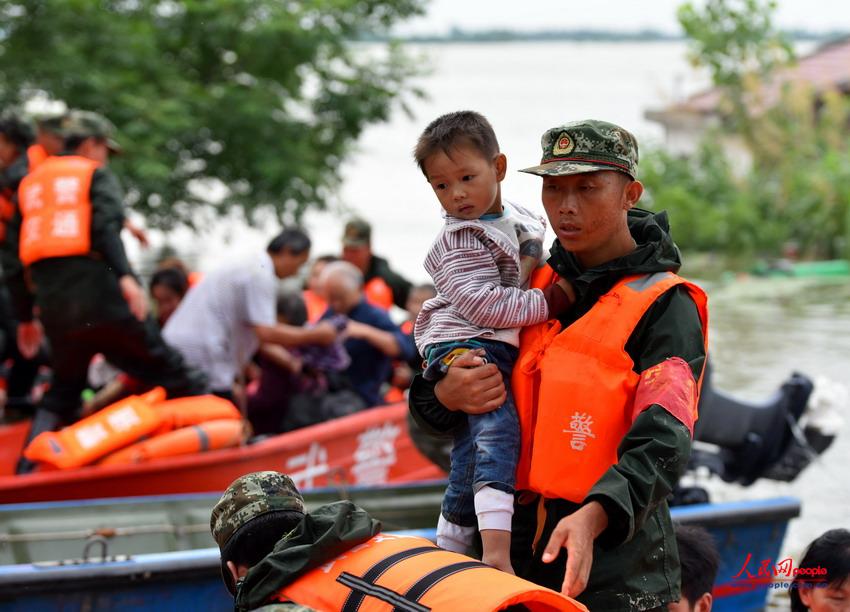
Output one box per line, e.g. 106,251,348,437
0,0,425,228
677,0,793,145
643,0,850,262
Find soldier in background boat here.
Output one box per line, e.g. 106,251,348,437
4,110,208,473
340,217,413,310
0,111,49,420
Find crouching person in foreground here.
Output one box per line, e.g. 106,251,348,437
211,471,587,612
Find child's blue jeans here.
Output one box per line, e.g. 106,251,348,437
423,339,520,527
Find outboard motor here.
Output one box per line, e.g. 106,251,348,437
688,362,841,486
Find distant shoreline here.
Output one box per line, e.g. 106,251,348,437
362,28,849,44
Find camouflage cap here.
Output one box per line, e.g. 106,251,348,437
35,112,68,137
342,218,371,247
62,110,123,154
210,471,306,551
520,119,638,179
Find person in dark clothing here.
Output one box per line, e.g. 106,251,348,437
320,260,416,407
409,120,707,611
340,217,413,310
3,111,207,473
0,112,47,418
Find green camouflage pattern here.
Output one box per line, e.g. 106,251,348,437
520,119,639,179
210,471,306,550
62,110,122,153
342,218,371,246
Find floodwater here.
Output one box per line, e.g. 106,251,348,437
129,40,848,581
702,277,850,558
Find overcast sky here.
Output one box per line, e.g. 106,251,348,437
394,0,850,35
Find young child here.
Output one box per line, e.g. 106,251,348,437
413,111,573,573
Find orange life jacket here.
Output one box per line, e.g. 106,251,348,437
99,418,245,465
17,155,99,265
26,144,49,170
513,267,708,501
272,533,587,612
303,289,328,323
151,394,241,434
365,276,394,310
23,388,167,470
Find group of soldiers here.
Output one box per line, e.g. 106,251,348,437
0,108,207,473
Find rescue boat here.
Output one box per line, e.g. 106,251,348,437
0,483,801,612
0,402,444,504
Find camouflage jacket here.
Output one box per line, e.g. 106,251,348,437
234,501,381,612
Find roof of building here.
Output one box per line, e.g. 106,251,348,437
647,36,850,124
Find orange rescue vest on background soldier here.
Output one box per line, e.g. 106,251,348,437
364,275,394,310
17,155,99,265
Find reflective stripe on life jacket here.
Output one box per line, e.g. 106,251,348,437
17,155,99,265
365,276,393,310
99,418,245,465
275,533,586,612
513,267,708,501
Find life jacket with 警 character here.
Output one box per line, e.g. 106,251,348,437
17,155,99,266
512,266,708,502
270,533,587,611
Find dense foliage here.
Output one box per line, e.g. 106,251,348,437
642,0,850,261
0,0,425,228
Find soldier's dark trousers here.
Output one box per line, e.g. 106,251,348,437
15,315,207,474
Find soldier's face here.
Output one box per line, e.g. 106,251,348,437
541,170,642,268
341,244,371,274
77,138,110,165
